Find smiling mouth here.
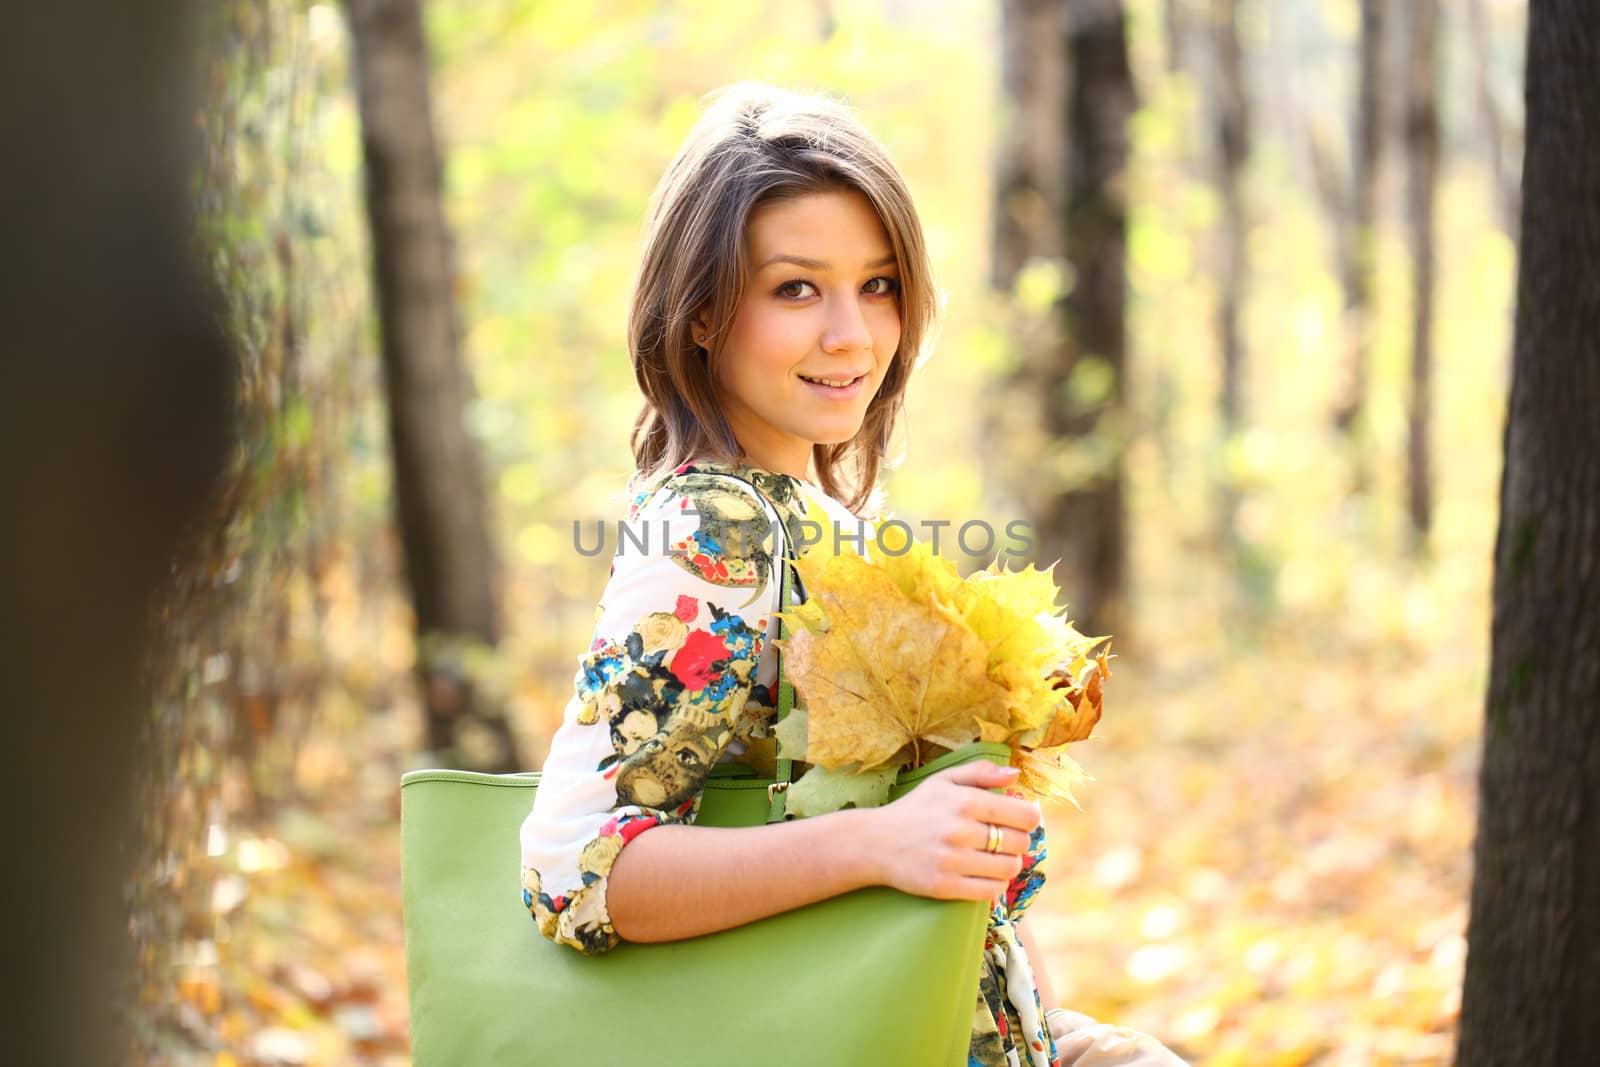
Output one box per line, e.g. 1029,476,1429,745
798,373,866,388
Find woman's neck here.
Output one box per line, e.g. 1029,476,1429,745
723,442,813,484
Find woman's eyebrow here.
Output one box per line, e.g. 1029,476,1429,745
754,252,897,271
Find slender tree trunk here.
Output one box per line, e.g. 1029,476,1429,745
992,0,1067,289
1163,0,1183,73
1466,0,1523,238
1041,0,1135,639
345,0,519,773
989,0,1068,553
1405,0,1440,547
1332,0,1385,459
1212,0,1248,434
1211,0,1249,557
1456,2,1600,1061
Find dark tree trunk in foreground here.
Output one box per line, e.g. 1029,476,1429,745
346,0,519,773
1457,3,1600,1062
1045,0,1134,639
1332,0,1385,455
5,3,234,1062
1405,0,1439,547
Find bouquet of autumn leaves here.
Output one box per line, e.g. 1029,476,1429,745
772,532,1113,818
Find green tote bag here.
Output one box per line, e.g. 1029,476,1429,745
400,470,1003,1065
401,742,1006,1066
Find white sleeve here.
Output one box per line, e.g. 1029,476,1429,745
518,471,785,954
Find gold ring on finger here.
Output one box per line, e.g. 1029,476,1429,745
985,822,1003,854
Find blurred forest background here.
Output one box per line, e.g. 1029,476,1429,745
130,0,1537,1063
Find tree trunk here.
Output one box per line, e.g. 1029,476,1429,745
1466,0,1523,238
1044,0,1135,639
5,5,235,1063
988,0,1068,558
345,0,519,773
991,0,1132,639
1212,0,1248,435
1163,0,1183,73
1210,0,1249,557
992,0,1067,290
1332,0,1385,455
1456,2,1600,1061
1405,0,1439,547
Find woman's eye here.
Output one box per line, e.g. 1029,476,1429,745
776,277,898,299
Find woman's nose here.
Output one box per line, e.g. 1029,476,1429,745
821,295,872,354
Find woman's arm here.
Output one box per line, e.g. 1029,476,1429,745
607,808,876,941
608,758,1040,942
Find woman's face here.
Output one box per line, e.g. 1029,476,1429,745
700,187,902,481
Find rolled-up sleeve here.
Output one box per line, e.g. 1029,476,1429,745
519,472,783,954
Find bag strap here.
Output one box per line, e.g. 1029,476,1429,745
681,469,801,822
770,540,797,822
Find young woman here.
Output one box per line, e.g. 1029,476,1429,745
520,82,1186,1067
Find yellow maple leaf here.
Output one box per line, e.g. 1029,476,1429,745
988,658,1061,733
781,588,828,635
929,559,1100,735
779,551,1010,769
1035,608,1109,668
871,523,963,602
976,719,1011,743
1012,744,1093,809
1018,646,1113,748
943,562,1063,667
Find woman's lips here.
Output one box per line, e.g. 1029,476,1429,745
798,372,868,400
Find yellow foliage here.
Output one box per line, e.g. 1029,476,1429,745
780,551,1010,768
777,539,1111,800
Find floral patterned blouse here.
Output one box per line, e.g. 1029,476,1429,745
519,458,1060,1067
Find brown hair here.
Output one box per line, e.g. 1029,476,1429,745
626,82,939,516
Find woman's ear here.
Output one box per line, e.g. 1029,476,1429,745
689,307,711,350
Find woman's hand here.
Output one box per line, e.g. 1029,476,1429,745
1047,1008,1096,1045
1046,1008,1193,1066
858,760,1040,903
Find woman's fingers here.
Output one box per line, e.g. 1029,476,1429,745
874,760,1044,902
928,761,1040,831
968,791,1043,834
965,820,1030,856
938,760,1021,789
995,823,1031,857
959,849,1024,881
941,874,1014,902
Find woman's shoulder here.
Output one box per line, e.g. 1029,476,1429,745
626,459,808,524
627,461,778,524
625,457,880,559
613,462,789,595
